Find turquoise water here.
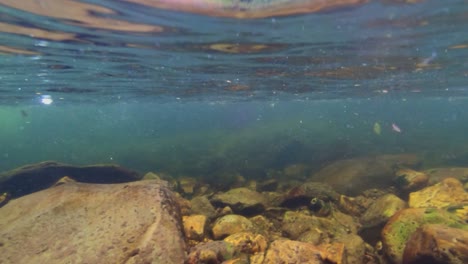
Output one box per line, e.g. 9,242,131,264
1,0,468,179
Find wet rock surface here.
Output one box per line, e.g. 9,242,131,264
3,157,467,264
0,180,186,264
394,168,429,192
310,154,421,195
402,224,468,264
0,161,141,198
211,187,268,215
424,167,468,184
409,177,468,209
360,193,407,228
381,208,467,264
262,239,324,264
212,214,255,239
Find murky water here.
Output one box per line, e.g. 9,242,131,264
1,0,468,179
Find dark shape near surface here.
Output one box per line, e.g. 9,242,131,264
0,161,141,198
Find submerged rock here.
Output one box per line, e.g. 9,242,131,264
0,161,141,198
381,208,467,264
190,195,217,219
262,239,324,264
310,154,421,195
360,194,407,228
402,224,468,264
282,210,359,241
183,214,208,241
424,167,468,184
0,180,186,264
211,187,268,215
186,241,236,264
282,181,340,208
409,177,468,209
224,232,268,255
212,214,255,240
394,168,428,192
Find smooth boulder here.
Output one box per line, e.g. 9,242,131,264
0,180,186,264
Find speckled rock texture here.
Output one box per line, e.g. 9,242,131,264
0,180,186,264
403,224,468,264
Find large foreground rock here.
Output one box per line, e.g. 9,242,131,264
0,180,186,264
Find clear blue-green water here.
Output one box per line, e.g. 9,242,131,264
1,0,468,178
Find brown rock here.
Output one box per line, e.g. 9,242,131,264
394,168,428,192
183,214,207,241
282,181,340,208
282,211,359,241
424,167,468,184
186,241,236,264
403,224,468,264
0,180,186,264
211,187,267,215
339,234,366,264
310,154,420,195
381,208,467,264
0,161,141,198
249,215,274,236
224,232,268,254
317,243,346,264
409,177,468,209
212,214,255,240
263,239,324,264
178,177,198,195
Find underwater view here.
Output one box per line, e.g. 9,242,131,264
0,0,467,263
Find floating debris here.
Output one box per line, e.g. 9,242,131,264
391,123,402,133
373,122,381,135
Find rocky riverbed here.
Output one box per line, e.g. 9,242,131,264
0,154,467,264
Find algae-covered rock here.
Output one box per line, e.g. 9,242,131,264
409,177,468,209
0,180,186,264
360,194,407,228
402,224,468,264
212,214,255,239
310,154,421,195
211,187,267,215
381,207,467,264
0,161,141,198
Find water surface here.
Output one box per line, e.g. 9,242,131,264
1,0,467,178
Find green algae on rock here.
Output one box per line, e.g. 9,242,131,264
381,207,468,264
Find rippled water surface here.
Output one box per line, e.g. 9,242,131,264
0,0,467,176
